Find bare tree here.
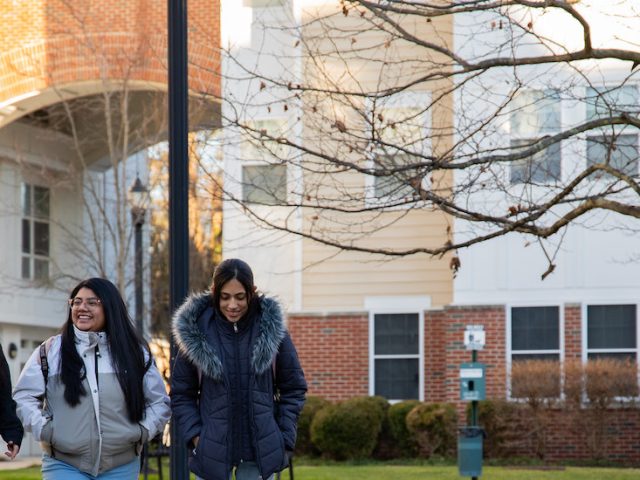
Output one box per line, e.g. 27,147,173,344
217,0,640,275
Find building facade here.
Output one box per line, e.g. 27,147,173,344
0,0,220,455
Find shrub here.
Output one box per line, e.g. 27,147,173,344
470,399,525,459
310,396,385,460
406,402,457,458
295,396,330,456
387,400,421,456
510,359,561,402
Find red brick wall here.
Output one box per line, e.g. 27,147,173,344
565,304,582,360
0,0,220,104
288,313,369,401
288,304,640,463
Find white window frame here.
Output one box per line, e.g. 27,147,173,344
509,89,562,185
506,303,564,399
366,296,429,402
364,92,431,208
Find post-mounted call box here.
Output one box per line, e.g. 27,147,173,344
460,362,486,401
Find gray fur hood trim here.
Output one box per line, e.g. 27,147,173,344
172,292,287,381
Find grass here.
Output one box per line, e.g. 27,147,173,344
1,461,639,479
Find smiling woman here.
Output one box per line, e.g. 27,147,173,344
171,258,308,480
12,278,171,480
69,288,105,332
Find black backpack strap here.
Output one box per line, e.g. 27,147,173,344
39,341,49,387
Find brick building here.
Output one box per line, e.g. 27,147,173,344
0,0,220,455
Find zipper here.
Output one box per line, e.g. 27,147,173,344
94,345,100,389
233,322,238,333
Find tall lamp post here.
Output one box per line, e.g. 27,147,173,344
129,175,149,336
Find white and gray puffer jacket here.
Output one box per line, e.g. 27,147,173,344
13,327,171,476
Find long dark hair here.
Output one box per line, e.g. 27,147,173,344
60,278,148,423
211,258,261,320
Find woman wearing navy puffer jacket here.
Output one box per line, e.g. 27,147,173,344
171,258,307,480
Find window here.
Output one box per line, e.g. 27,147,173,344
21,183,50,281
240,119,288,162
239,118,289,205
509,306,561,398
372,313,421,400
368,95,430,202
510,90,562,184
586,305,637,362
242,164,287,205
510,139,561,184
586,85,639,121
585,86,639,179
510,306,560,362
586,134,638,178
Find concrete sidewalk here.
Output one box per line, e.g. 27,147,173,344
0,456,41,470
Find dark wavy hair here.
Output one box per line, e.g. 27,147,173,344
210,258,261,321
60,277,149,423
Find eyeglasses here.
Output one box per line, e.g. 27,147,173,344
68,297,102,309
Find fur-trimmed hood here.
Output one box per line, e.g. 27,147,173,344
172,292,286,381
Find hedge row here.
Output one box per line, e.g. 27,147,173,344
296,395,458,460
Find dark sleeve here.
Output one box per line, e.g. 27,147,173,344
274,332,307,451
169,350,202,448
0,345,24,446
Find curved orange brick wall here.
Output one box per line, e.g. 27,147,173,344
0,0,219,111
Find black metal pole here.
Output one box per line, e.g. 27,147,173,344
168,0,189,479
133,216,144,335
471,348,478,480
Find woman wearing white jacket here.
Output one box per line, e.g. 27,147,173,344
13,277,170,480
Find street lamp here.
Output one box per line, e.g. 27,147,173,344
129,175,149,336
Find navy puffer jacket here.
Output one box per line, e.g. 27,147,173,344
171,293,307,480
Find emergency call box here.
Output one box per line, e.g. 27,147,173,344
460,362,486,401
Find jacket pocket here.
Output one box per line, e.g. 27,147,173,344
40,418,54,444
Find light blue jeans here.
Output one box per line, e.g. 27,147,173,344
42,455,140,480
196,461,274,480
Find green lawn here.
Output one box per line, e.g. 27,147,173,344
1,463,639,480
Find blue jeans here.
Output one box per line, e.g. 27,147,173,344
196,461,274,480
42,455,140,480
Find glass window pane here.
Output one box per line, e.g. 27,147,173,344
34,259,49,280
33,186,50,218
242,165,287,205
373,154,418,198
374,313,419,355
586,134,638,177
586,86,639,121
588,305,636,350
21,257,30,279
240,119,288,161
511,90,561,135
511,306,559,351
22,219,31,254
375,358,419,400
21,184,31,216
510,139,561,184
34,222,49,256
378,106,424,148
587,352,637,362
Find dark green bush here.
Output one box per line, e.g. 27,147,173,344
406,402,457,458
310,396,385,460
295,396,330,456
388,399,421,456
